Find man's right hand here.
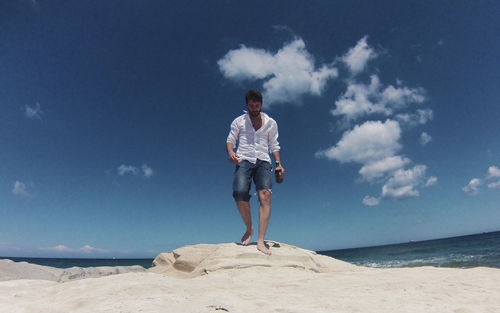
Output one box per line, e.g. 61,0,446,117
229,151,241,164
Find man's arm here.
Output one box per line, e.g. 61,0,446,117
272,150,285,177
269,120,284,176
226,142,240,164
226,118,241,164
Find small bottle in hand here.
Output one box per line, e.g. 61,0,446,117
275,161,283,183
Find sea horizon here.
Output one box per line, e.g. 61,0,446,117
319,229,500,253
2,230,500,270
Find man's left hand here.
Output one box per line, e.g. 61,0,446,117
275,164,285,178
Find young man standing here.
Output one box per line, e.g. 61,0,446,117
226,90,285,255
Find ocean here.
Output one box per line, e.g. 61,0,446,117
2,231,500,270
319,231,500,269
0,257,155,269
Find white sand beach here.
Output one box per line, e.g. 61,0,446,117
1,242,499,313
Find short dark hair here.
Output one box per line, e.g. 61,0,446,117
245,90,263,104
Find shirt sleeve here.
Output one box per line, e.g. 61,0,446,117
268,120,280,153
226,118,239,146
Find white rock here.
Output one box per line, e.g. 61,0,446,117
149,241,359,277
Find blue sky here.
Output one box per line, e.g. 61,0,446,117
1,0,499,258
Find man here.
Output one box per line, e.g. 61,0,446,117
226,90,285,255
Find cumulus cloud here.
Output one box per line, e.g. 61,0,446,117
359,156,410,182
464,165,500,192
382,165,427,199
341,36,378,74
362,196,380,206
395,109,433,127
80,245,108,253
463,178,482,195
40,244,72,252
425,176,438,187
316,119,402,164
487,166,500,178
118,165,139,176
141,164,154,178
321,36,435,204
485,166,500,189
419,132,432,146
25,102,43,120
331,75,426,121
488,180,500,189
316,120,434,201
218,38,338,106
12,181,30,197
41,244,108,254
118,164,154,178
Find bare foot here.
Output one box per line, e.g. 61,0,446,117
241,228,253,246
257,242,272,255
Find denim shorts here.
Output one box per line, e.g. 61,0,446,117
232,159,273,202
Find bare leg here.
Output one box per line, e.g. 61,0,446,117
257,189,272,255
236,201,253,245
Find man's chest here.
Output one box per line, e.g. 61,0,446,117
239,121,270,143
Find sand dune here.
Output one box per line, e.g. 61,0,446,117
1,242,499,313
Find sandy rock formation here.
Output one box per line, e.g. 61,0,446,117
0,259,62,281
0,259,146,282
149,241,359,277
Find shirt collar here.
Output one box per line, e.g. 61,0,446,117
243,111,268,127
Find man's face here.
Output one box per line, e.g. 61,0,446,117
246,99,262,117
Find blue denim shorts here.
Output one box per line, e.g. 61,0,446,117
232,159,273,202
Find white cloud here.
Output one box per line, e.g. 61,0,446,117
40,244,71,252
382,165,427,199
359,156,410,182
40,244,108,254
462,166,500,192
218,38,338,106
488,180,500,189
118,165,139,176
316,119,402,164
487,166,500,178
462,178,482,195
419,132,432,146
12,181,30,197
331,75,426,120
362,196,380,206
317,35,433,204
317,119,434,202
425,176,438,187
25,103,43,120
218,46,275,80
395,109,433,127
331,75,385,119
118,164,154,178
80,245,107,253
380,82,426,109
342,36,378,74
382,184,419,199
142,164,154,178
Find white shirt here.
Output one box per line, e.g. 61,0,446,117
226,112,280,164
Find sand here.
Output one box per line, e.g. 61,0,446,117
1,242,499,313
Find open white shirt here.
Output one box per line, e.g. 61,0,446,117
226,112,280,164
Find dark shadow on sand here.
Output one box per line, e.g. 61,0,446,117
235,241,281,248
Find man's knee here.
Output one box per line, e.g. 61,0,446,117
258,189,271,203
